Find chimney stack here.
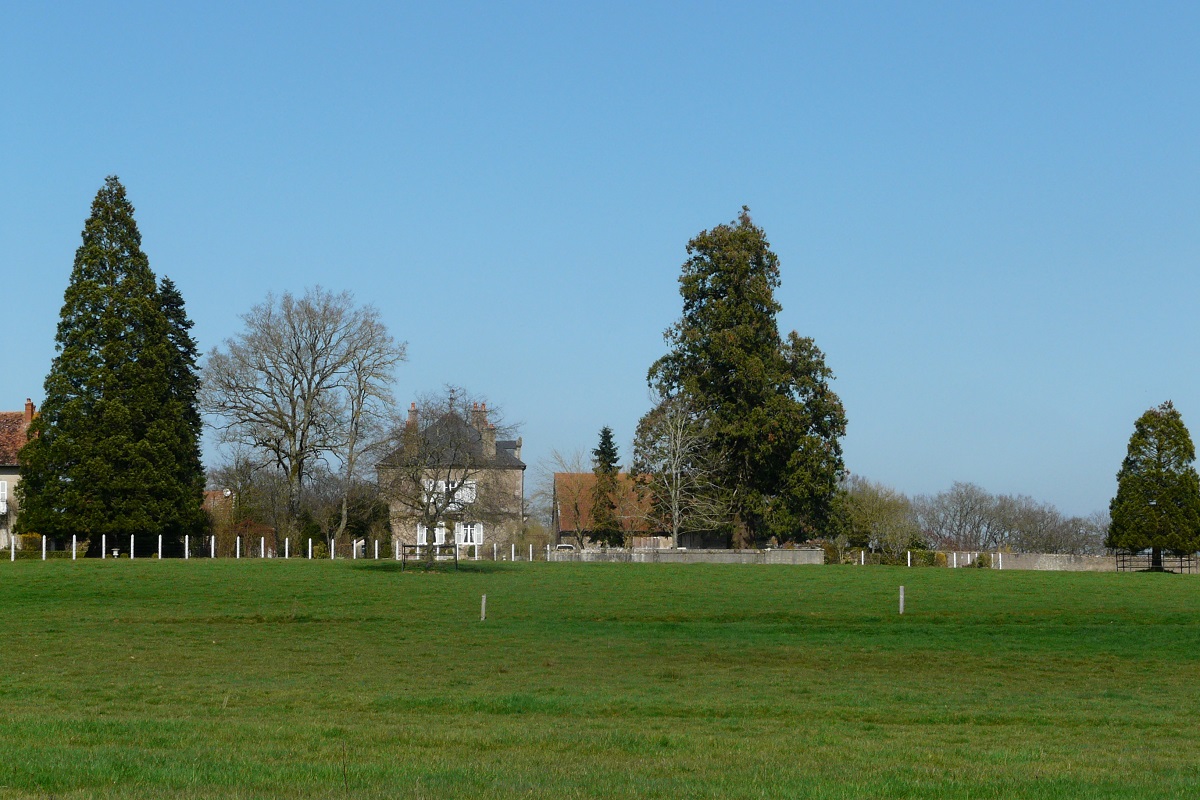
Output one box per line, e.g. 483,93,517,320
471,401,489,432
24,398,35,426
482,423,496,459
406,402,418,430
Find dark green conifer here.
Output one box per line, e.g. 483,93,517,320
647,207,847,545
590,426,624,547
1108,401,1200,569
18,177,203,555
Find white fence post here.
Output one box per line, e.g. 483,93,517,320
130,535,135,559
375,539,379,560
395,540,399,560
42,535,46,560
73,534,77,560
158,534,163,559
308,538,312,559
511,543,515,562
261,536,265,559
184,534,189,559
236,537,241,559
10,534,14,561
861,550,865,566
102,534,106,559
952,552,957,568
999,551,1003,570
529,544,533,562
493,542,497,560
907,550,911,568
211,535,216,558
899,586,905,615
285,538,289,559
330,539,334,560
481,594,487,621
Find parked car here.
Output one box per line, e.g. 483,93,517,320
555,543,576,551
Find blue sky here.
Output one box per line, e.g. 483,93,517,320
3,2,1199,516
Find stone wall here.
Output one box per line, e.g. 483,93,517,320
990,553,1114,572
549,548,825,565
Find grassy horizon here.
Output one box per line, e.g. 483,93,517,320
1,560,1198,798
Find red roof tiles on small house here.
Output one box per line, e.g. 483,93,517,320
553,472,656,535
0,399,36,467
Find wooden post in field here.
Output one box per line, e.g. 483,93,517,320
42,535,46,560
481,594,487,621
158,534,163,559
73,534,77,560
899,586,905,615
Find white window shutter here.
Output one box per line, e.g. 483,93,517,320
475,522,484,544
417,524,427,545
454,522,464,544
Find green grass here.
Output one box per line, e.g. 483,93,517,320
1,560,1199,798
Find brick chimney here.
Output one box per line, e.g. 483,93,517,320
24,398,35,426
470,402,488,432
482,423,496,459
406,402,418,431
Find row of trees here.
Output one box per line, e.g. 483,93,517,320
839,476,1109,562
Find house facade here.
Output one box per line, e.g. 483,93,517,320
0,399,36,550
377,402,525,549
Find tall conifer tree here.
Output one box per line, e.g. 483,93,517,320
18,177,203,555
647,208,847,545
1108,401,1200,569
590,426,624,547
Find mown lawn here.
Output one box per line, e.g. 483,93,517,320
0,559,1198,798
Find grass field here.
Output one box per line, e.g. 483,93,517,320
1,560,1198,799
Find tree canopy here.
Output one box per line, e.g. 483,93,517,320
646,208,847,545
17,176,204,554
1108,401,1200,558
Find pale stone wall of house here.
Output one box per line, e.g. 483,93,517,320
0,466,19,550
385,466,525,548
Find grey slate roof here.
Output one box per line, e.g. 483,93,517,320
378,413,525,470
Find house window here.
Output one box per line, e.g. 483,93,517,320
416,522,447,545
0,480,7,515
455,522,483,545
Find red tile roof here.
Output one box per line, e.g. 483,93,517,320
0,412,29,467
553,472,656,534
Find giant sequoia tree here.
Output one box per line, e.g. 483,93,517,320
1108,401,1200,568
17,177,204,554
646,207,846,545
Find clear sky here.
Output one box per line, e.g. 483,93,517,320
4,2,1199,516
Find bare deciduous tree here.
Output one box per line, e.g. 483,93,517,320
631,394,731,548
202,287,405,544
842,475,923,562
543,449,590,549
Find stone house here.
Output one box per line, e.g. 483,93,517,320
377,402,525,549
0,399,36,550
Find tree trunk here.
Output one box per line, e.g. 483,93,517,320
1152,546,1163,571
